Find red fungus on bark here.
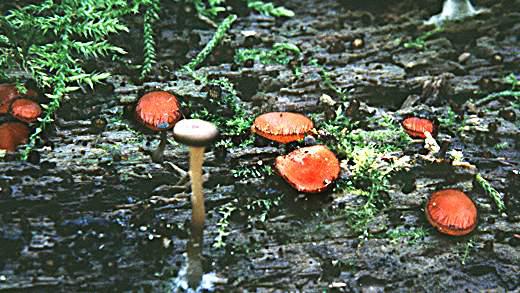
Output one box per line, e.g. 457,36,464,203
135,91,182,162
0,122,30,152
251,112,314,144
402,117,436,139
425,189,478,236
275,145,340,193
135,91,181,131
9,98,42,123
0,84,37,114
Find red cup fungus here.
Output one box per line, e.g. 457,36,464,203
425,189,477,236
0,122,30,152
135,91,181,131
275,145,340,193
9,98,42,123
135,91,182,162
402,117,436,139
251,112,314,143
0,84,37,114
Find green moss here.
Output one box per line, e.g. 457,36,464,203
475,73,520,106
183,14,237,72
246,1,294,17
439,106,466,135
234,42,301,65
504,72,518,90
231,164,273,179
193,0,294,19
0,0,160,159
213,193,282,249
386,227,427,245
213,200,238,248
459,237,475,265
316,108,411,235
403,27,444,50
475,173,506,212
181,15,254,144
493,141,509,151
308,58,349,101
140,1,160,80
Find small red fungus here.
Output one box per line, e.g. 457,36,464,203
425,189,477,236
135,91,182,163
135,91,181,131
251,112,314,143
0,122,30,152
0,84,37,114
275,145,340,193
9,98,42,123
402,117,436,139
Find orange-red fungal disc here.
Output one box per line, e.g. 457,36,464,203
135,91,181,131
425,189,478,236
9,98,42,123
251,112,314,144
0,122,30,152
0,84,37,114
402,117,435,139
275,145,340,193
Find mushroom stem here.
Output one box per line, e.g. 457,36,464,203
151,131,167,163
189,146,206,241
187,234,204,288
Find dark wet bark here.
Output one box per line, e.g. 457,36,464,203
1,0,519,291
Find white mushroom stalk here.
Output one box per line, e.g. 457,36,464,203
189,145,206,239
173,119,218,243
425,0,483,26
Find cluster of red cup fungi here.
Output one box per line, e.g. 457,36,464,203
251,112,340,193
1,82,479,237
0,84,42,152
401,115,478,236
249,111,478,236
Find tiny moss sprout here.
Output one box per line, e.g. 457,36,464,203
475,173,506,213
459,237,475,265
403,27,444,50
213,200,237,249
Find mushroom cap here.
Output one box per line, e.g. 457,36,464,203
0,84,37,114
275,145,340,193
402,117,436,139
173,119,218,147
251,112,314,144
9,98,42,123
0,122,30,152
135,91,181,131
425,189,478,236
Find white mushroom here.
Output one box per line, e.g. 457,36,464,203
173,119,218,240
425,0,483,26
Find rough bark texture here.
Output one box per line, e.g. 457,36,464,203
1,0,519,291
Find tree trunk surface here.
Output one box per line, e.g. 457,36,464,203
1,0,519,291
